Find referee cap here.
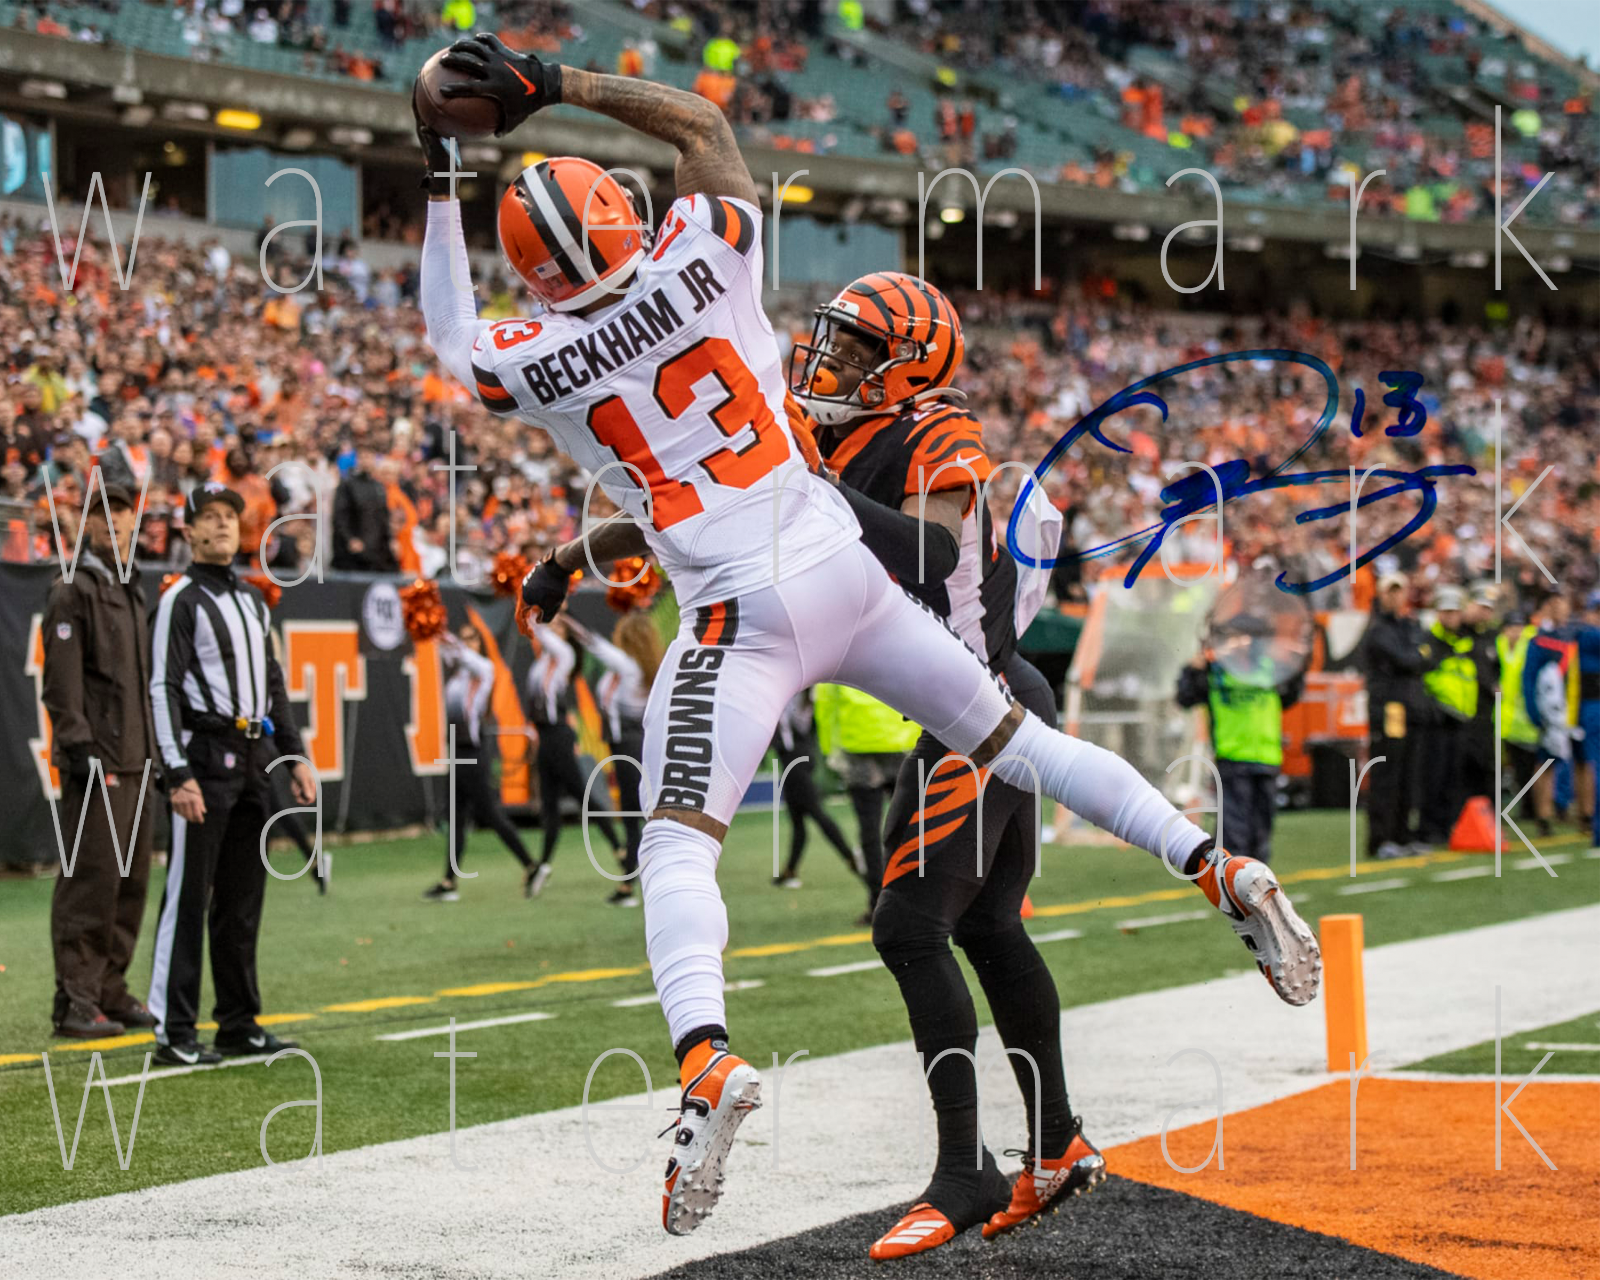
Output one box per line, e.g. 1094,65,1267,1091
183,481,245,524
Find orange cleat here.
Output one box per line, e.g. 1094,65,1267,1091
868,1203,959,1260
983,1121,1107,1239
660,1045,761,1236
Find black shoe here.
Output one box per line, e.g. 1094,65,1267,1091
53,1004,125,1040
214,1027,299,1057
605,888,639,907
155,1040,223,1066
423,881,460,902
104,999,158,1029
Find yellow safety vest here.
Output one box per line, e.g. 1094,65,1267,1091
1424,623,1477,719
1496,627,1538,745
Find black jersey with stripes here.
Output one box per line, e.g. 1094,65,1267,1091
148,561,304,786
821,399,1018,673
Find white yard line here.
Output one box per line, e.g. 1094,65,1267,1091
1433,866,1494,882
614,980,765,1008
90,1054,270,1089
1114,909,1209,930
1523,1041,1600,1052
806,960,882,978
1373,1070,1600,1084
1514,852,1572,871
1338,877,1408,895
374,1012,555,1041
1027,928,1084,944
4,905,1597,1280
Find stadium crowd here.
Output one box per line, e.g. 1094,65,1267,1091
3,208,1596,625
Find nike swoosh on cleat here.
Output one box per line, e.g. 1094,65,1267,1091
172,1048,198,1063
506,62,537,96
248,1035,266,1048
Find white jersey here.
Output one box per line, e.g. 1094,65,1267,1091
427,194,857,609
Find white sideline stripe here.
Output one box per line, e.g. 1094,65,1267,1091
806,960,882,978
1586,848,1600,858
1115,910,1208,930
1338,877,1408,895
1373,1070,1600,1084
96,1054,270,1088
1514,852,1573,870
1433,866,1494,882
613,980,764,1008
1028,928,1084,944
1524,1041,1600,1052
5,906,1597,1280
375,1012,555,1041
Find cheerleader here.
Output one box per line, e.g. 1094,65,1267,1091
423,626,536,901
566,613,664,905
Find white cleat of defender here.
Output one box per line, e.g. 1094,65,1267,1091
1198,848,1322,1006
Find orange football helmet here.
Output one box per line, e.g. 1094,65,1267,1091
789,271,964,426
498,157,649,311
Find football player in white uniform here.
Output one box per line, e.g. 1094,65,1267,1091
419,37,1321,1238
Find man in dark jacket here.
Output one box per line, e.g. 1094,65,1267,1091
331,447,398,572
40,483,159,1038
1361,572,1442,859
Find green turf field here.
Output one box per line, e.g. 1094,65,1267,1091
1,808,1594,1216
1403,1008,1600,1077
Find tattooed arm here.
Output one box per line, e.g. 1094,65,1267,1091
557,69,759,206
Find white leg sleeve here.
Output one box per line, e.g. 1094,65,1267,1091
992,711,1210,872
638,819,729,1046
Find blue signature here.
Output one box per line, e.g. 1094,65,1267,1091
1005,350,1475,595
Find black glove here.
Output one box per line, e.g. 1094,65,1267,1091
412,81,456,196
61,747,93,782
520,553,573,625
439,32,562,137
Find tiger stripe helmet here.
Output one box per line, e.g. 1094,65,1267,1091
789,271,964,426
498,157,649,312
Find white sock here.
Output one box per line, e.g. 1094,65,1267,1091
638,820,729,1046
989,711,1210,874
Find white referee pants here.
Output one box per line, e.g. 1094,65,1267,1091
637,538,1209,1045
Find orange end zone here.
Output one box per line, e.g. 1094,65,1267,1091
1107,1079,1600,1280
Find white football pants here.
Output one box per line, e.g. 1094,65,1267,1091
637,538,1210,1045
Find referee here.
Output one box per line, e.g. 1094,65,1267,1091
148,482,315,1066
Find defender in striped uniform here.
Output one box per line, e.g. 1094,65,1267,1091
422,38,1320,1242
148,483,314,1066
800,273,1107,1257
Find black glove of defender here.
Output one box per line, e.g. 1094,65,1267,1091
520,553,573,626
440,33,562,137
412,82,456,196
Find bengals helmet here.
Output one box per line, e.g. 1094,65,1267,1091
790,271,964,427
498,157,649,312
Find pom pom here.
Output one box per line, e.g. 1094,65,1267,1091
491,551,531,599
605,556,662,613
242,572,283,610
399,578,448,642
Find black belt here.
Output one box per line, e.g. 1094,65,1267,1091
189,714,266,740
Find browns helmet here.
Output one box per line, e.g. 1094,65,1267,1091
789,271,964,427
498,157,649,312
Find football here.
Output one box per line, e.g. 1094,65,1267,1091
414,49,500,139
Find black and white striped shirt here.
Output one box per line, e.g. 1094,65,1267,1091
150,561,302,785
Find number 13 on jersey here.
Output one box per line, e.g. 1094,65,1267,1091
587,337,791,531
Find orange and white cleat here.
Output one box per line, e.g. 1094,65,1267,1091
1197,846,1321,1006
983,1121,1107,1238
660,1046,761,1235
869,1203,960,1260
